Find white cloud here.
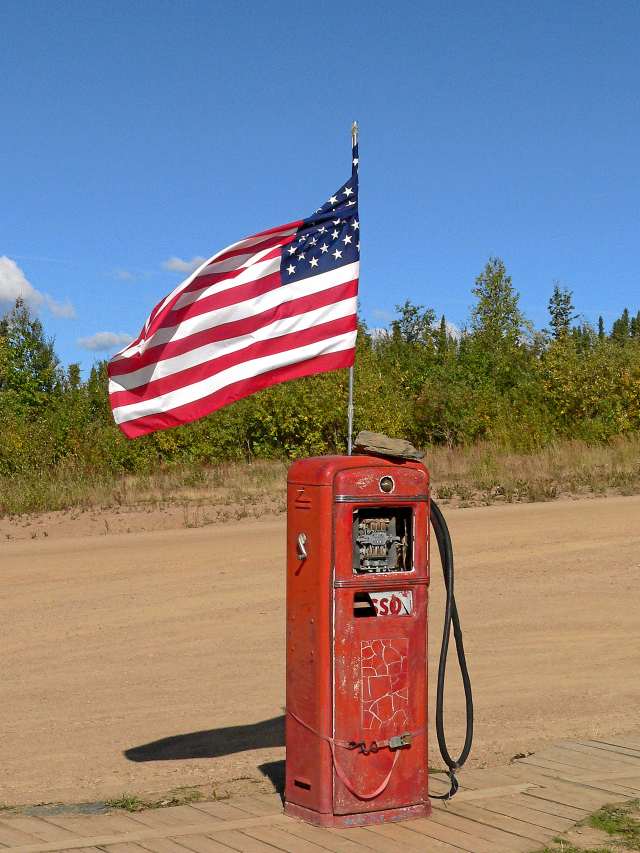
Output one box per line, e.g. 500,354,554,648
0,256,76,318
114,269,135,281
162,256,207,273
77,331,134,352
47,297,76,318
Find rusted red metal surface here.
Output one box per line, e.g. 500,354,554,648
285,455,431,827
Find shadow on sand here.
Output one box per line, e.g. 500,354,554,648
124,714,285,763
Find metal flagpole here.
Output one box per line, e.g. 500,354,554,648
347,121,358,455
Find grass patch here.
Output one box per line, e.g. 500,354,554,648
106,787,203,812
534,846,613,853
532,799,640,852
589,799,640,848
1,435,640,519
428,435,640,506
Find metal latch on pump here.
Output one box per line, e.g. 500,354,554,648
389,733,413,750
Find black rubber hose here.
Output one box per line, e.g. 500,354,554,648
429,498,474,799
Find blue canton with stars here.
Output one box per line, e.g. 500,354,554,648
281,144,359,284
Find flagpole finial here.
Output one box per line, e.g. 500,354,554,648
351,120,358,146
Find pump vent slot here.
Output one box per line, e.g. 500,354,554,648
353,507,413,574
294,489,312,511
353,592,377,618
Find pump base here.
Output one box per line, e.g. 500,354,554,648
284,799,431,828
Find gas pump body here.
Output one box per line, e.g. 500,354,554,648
285,455,431,827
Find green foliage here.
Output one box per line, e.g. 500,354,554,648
612,307,631,342
471,257,525,346
589,799,640,848
548,283,576,339
106,787,203,812
0,299,61,408
390,300,436,345
1,255,640,506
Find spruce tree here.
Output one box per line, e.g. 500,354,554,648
547,283,576,339
611,308,630,342
470,257,524,346
0,298,61,407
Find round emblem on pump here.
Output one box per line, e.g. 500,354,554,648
379,475,395,494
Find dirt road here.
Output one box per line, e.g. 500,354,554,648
2,495,640,806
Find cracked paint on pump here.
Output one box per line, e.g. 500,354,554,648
361,639,409,730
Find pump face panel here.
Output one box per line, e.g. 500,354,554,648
353,507,413,573
285,455,431,828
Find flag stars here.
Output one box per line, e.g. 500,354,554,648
284,181,358,282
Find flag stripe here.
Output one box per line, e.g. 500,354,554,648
112,329,356,425
175,254,282,309
195,233,294,274
109,296,358,393
109,313,357,408
194,244,281,277
110,262,359,364
109,278,358,379
117,348,354,439
169,271,282,328
113,227,300,362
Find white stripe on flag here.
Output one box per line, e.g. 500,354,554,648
112,227,298,362
109,296,358,392
112,330,357,425
174,255,281,309
114,261,359,358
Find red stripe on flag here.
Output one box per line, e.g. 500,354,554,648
180,245,284,297
116,349,355,438
201,231,295,267
165,271,281,329
109,314,357,408
108,279,358,380
250,219,302,239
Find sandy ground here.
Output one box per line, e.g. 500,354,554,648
2,494,640,807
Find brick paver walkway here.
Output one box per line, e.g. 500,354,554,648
2,735,640,852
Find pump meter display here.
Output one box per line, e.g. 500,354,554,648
352,507,413,573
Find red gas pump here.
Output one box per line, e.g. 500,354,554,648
284,453,472,828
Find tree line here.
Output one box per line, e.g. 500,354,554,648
1,257,639,479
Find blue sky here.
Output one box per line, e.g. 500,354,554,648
2,0,639,371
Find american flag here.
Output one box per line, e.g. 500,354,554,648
109,145,359,438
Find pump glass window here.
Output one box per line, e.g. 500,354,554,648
352,507,413,573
